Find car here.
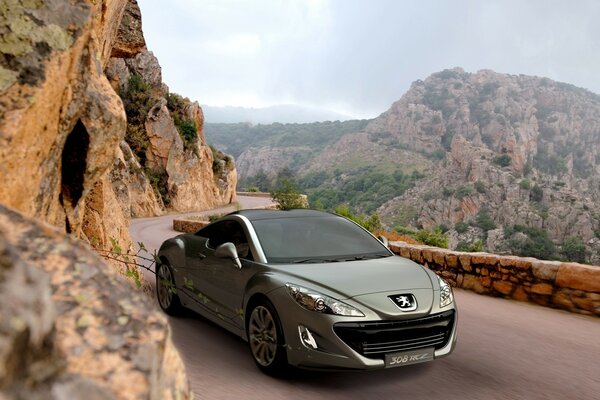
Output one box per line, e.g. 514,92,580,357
156,209,457,374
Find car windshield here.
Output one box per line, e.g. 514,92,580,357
251,215,392,263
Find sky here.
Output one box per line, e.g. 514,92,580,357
137,0,600,119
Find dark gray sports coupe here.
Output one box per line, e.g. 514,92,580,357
156,209,457,374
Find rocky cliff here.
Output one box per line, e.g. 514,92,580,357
372,68,600,263
0,0,235,397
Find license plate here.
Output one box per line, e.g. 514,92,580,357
385,347,435,368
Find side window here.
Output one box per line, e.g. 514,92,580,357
198,220,253,261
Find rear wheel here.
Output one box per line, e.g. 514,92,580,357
156,262,182,316
247,300,288,375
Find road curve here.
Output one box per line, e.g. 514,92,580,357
130,197,600,399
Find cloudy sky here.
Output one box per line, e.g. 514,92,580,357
137,0,600,119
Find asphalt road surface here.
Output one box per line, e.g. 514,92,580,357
130,196,600,399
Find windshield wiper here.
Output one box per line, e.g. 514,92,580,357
292,258,341,264
344,254,392,261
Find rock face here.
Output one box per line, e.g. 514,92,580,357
0,0,127,240
107,44,237,217
0,204,189,399
373,68,600,263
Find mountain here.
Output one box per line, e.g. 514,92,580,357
202,104,355,124
207,68,600,264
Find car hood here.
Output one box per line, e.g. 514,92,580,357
270,255,433,299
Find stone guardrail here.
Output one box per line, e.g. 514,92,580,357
173,219,210,233
236,191,273,198
389,241,600,317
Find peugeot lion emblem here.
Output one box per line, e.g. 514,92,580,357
389,294,417,311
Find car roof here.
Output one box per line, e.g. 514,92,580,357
228,209,337,221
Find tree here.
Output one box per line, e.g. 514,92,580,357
560,236,586,263
270,179,307,210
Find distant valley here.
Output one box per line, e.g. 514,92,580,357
205,68,600,264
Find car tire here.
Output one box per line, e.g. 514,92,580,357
156,261,183,316
246,300,288,375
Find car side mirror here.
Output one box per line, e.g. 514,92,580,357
378,236,389,248
215,242,242,269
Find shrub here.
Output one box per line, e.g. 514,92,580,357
334,204,382,233
271,179,307,210
474,180,486,193
178,120,197,143
505,225,557,260
414,228,448,248
455,221,469,233
476,210,496,232
437,223,450,233
394,225,418,236
144,167,170,207
560,236,586,263
456,240,484,252
493,154,511,167
519,179,531,190
530,184,543,202
455,185,473,199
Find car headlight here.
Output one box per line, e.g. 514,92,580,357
439,277,454,308
286,283,364,317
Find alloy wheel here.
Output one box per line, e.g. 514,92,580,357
248,305,278,366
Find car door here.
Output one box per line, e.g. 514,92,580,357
187,220,257,329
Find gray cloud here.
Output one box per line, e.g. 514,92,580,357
138,0,600,118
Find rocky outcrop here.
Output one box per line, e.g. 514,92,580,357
0,0,127,239
372,68,600,263
0,204,189,399
109,49,237,213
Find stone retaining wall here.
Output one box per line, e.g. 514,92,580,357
389,241,600,317
173,219,209,233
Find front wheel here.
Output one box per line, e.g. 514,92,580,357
247,300,288,375
156,262,183,316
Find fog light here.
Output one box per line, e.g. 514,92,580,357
298,325,318,350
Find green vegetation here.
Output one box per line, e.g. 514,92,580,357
210,145,234,179
474,180,486,193
519,178,531,190
297,168,423,214
334,204,382,233
560,236,586,263
455,185,473,199
456,240,484,252
455,221,469,234
270,179,307,210
393,225,448,249
414,228,449,248
204,120,369,158
144,167,170,207
475,210,496,233
493,154,512,167
165,92,199,152
504,225,557,260
120,74,154,163
530,184,543,202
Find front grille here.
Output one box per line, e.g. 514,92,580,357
333,310,455,359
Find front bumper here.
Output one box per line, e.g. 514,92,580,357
274,290,458,370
